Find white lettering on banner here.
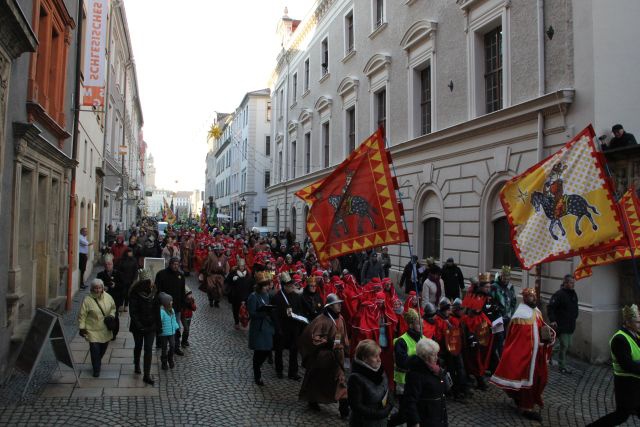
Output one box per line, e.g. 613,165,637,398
82,0,107,107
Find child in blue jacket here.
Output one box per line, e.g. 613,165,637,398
159,292,180,369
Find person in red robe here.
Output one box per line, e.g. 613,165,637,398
461,273,495,391
489,288,555,422
421,302,437,339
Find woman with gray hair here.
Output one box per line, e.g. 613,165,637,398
402,338,449,427
78,278,117,377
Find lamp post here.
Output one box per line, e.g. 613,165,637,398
240,196,246,228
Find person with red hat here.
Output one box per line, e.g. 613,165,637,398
490,288,555,422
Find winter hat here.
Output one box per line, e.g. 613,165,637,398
404,308,420,325
159,292,173,305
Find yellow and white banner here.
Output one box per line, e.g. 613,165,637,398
500,125,624,269
82,0,107,107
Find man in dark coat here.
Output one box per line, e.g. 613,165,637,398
587,304,640,427
301,278,323,321
272,272,305,380
603,124,637,151
227,259,254,329
361,252,384,283
399,256,422,294
128,270,158,385
155,257,186,356
547,274,579,374
441,257,464,300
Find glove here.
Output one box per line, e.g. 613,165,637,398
79,329,88,338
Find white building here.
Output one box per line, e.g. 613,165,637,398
207,90,272,228
266,0,640,362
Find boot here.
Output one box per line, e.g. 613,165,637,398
168,357,175,369
143,353,153,379
143,375,155,386
161,356,168,370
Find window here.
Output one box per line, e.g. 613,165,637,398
265,135,271,156
265,170,271,188
422,218,440,260
375,89,386,137
292,73,297,101
278,151,283,182
347,106,356,153
493,217,520,269
345,11,354,54
291,141,297,179
322,122,330,168
291,207,297,235
374,0,385,28
304,58,310,92
243,138,248,159
90,148,93,177
305,132,311,174
276,208,280,231
261,208,268,226
278,88,284,118
321,38,329,76
266,102,271,121
241,169,246,192
484,26,503,113
83,140,88,173
420,66,432,135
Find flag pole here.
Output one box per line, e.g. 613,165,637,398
382,128,423,333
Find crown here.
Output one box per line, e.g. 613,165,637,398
522,287,537,298
478,272,492,283
255,271,272,284
501,265,511,275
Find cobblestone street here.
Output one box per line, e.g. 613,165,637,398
0,274,638,426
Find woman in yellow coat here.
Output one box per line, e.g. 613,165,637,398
78,278,117,377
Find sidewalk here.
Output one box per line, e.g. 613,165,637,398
39,310,160,398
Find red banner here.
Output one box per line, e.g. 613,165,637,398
296,130,408,263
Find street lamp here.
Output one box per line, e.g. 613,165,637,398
240,196,246,227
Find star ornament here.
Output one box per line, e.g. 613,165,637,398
517,187,529,204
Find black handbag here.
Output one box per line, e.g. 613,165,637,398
93,297,117,331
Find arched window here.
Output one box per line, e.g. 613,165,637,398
492,217,520,269
422,217,441,260
276,208,280,232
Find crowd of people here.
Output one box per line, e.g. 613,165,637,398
76,220,640,426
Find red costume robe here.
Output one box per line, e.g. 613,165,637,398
489,304,553,411
461,290,494,377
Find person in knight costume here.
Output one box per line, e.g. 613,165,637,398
202,244,230,307
543,161,568,218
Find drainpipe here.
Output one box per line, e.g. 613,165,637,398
66,0,84,310
534,0,545,300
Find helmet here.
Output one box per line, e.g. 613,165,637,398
424,302,437,317
324,293,343,307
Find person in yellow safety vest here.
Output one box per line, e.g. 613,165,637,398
588,304,640,427
387,308,426,427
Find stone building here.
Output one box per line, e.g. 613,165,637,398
266,0,640,361
207,90,272,229
0,0,79,380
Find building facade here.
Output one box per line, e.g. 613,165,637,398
0,0,79,381
266,0,640,362
207,90,272,229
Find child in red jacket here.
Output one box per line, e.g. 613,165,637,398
181,288,197,348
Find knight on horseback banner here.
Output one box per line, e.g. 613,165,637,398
295,129,408,263
500,125,625,269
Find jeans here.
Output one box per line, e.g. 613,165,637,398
253,350,270,381
556,333,573,369
89,342,109,375
133,331,155,375
181,317,192,345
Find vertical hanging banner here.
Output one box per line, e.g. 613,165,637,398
82,0,107,107
500,125,624,269
296,129,408,263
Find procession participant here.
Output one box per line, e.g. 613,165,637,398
272,272,305,380
587,304,640,426
193,241,208,275
298,293,350,419
247,273,275,386
180,233,195,276
434,297,469,399
228,259,254,330
155,257,186,356
301,277,324,321
202,244,230,307
461,273,494,391
403,291,422,318
110,234,128,263
421,302,438,340
279,254,297,275
490,288,555,422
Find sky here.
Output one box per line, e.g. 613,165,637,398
125,0,316,192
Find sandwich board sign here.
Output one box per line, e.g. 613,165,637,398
15,308,79,397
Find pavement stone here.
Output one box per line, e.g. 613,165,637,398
0,273,638,426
